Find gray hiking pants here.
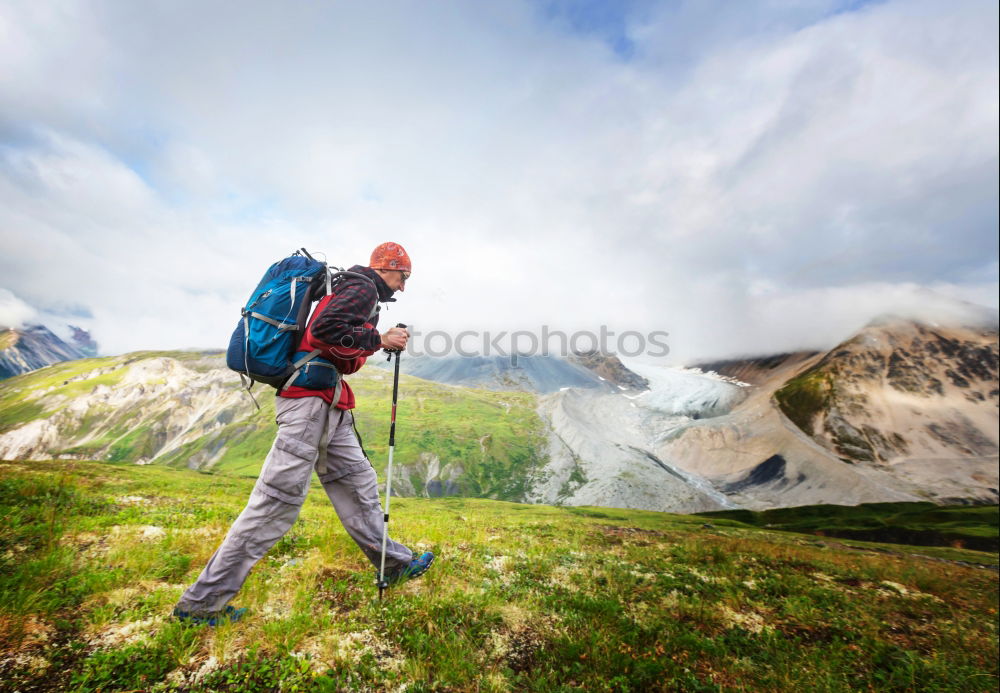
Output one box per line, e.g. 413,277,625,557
175,396,412,615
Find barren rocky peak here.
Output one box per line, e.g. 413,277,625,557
0,324,92,380
567,350,649,391
811,319,998,402
774,317,999,473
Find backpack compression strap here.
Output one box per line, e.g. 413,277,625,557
242,313,260,411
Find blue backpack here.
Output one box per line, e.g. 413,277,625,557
226,249,374,404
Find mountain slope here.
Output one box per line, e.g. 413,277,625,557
567,350,650,391
526,365,752,513
653,319,998,508
382,354,614,393
0,324,93,380
530,317,997,513
656,352,927,509
700,501,999,551
774,319,998,460
527,387,734,514
0,351,546,500
773,319,999,501
531,358,916,512
693,351,822,386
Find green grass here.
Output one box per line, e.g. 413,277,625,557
699,502,1000,553
0,353,548,501
350,371,546,500
0,357,126,436
1,459,997,691
773,370,832,434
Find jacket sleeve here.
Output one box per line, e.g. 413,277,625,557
309,278,382,352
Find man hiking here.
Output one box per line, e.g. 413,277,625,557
173,242,434,625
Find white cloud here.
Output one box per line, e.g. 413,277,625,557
0,288,37,328
0,0,996,360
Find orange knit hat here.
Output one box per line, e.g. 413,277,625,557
369,242,411,273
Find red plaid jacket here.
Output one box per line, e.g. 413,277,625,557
279,265,394,409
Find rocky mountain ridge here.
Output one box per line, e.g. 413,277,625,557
775,319,998,463
693,351,821,386
0,317,996,512
0,351,252,467
0,324,97,380
567,350,650,391
378,352,639,394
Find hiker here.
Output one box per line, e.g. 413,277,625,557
173,242,434,625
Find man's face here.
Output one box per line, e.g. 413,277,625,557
379,269,408,292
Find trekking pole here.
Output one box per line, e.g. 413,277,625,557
378,323,406,600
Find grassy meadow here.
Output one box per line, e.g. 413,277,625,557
0,459,997,692
699,502,1000,554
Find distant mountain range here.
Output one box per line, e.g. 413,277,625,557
375,351,648,394
0,317,995,513
0,324,98,380
417,317,997,511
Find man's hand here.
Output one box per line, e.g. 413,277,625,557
380,327,409,351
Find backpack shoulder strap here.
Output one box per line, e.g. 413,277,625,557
328,270,381,321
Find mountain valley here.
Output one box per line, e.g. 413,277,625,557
0,318,996,513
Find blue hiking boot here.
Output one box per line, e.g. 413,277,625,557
380,551,435,587
172,604,246,626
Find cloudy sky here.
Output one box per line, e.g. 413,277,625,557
1,0,997,363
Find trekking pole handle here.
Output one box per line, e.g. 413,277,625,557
383,323,408,359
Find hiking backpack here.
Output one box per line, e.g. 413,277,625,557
226,249,376,403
